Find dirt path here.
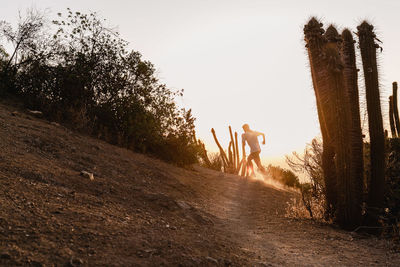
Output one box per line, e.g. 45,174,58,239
0,101,399,266
175,168,400,266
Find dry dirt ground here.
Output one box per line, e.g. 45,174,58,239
0,101,399,266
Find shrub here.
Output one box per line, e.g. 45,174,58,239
384,138,400,237
267,165,300,188
0,9,200,166
286,138,327,220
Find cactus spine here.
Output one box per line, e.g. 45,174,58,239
357,21,385,216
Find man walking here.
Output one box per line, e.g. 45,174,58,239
241,123,266,176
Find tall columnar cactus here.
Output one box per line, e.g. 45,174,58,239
228,141,233,168
389,96,397,137
323,25,355,228
211,128,229,169
304,18,338,217
229,126,236,169
357,21,385,216
393,82,400,136
340,29,364,226
235,132,240,171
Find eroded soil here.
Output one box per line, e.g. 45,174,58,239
0,101,399,266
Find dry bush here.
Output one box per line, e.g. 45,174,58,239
199,152,222,171
267,165,300,188
285,138,328,221
285,184,326,221
382,138,400,239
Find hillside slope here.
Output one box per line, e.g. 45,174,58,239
0,101,399,266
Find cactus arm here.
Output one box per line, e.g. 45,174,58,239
392,82,400,136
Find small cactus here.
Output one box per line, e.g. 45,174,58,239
392,82,400,136
389,96,397,137
211,128,229,168
229,126,236,169
235,132,240,172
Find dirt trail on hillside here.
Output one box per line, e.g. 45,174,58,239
174,168,400,266
0,101,399,266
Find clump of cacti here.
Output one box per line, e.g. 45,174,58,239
304,20,361,226
211,126,247,175
303,18,385,229
388,82,400,138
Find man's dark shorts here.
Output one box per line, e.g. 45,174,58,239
247,151,261,162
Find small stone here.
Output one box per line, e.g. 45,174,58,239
60,247,73,257
206,256,218,264
11,111,20,116
51,122,60,127
80,171,94,181
176,200,191,210
27,110,43,117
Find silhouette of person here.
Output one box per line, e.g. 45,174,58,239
241,124,266,176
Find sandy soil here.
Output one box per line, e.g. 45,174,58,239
0,101,399,266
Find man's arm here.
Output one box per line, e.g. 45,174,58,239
256,131,266,145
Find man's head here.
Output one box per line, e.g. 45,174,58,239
242,123,250,132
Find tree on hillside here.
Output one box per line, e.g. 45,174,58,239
0,9,201,166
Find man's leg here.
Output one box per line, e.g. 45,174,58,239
247,153,256,176
253,152,266,174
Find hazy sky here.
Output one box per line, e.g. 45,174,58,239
2,0,400,167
